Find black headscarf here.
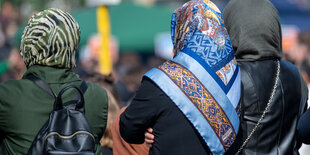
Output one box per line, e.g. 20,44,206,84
223,0,282,61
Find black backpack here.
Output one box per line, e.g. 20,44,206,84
26,75,96,155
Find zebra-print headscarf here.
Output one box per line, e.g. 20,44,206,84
20,8,80,69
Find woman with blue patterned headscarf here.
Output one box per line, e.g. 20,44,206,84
119,0,241,154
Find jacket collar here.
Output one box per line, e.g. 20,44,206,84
22,65,81,84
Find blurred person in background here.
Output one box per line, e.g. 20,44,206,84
114,53,146,107
298,32,310,81
120,0,242,154
111,107,149,155
0,48,26,82
100,91,120,155
77,31,147,108
77,34,119,78
0,1,19,58
295,31,310,155
223,0,308,154
79,34,102,75
0,2,19,29
0,8,109,154
120,66,148,100
0,24,10,63
287,31,310,68
115,53,165,107
83,72,121,105
146,56,166,69
0,1,22,82
296,32,310,88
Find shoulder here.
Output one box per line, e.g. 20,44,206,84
239,60,301,80
0,79,28,89
84,82,108,100
83,81,108,117
280,59,297,68
135,76,166,98
82,81,109,139
279,60,304,86
0,79,38,117
280,60,299,75
128,76,173,111
0,79,34,99
279,60,308,108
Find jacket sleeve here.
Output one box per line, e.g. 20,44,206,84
119,77,163,144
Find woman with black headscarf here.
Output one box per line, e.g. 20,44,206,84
223,0,308,154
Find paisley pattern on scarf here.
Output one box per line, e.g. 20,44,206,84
20,8,80,69
158,60,237,150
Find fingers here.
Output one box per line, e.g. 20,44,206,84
145,128,154,140
147,128,153,133
145,133,154,143
144,138,154,147
146,143,152,148
145,132,154,139
145,128,155,148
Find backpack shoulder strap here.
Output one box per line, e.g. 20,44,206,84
25,75,56,98
80,81,88,93
26,75,87,103
72,81,88,101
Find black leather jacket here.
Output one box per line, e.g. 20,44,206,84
227,60,308,155
222,0,308,154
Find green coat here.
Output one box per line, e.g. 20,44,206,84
0,65,108,155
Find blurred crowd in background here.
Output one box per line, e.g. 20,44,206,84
0,0,310,154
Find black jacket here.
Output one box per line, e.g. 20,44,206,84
223,0,308,154
226,60,308,155
119,77,211,155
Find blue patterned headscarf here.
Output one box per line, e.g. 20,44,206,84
171,0,235,71
144,0,241,154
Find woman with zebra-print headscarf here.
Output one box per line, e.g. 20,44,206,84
0,8,109,154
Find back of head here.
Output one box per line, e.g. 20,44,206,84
298,31,310,50
20,8,80,69
223,0,282,61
